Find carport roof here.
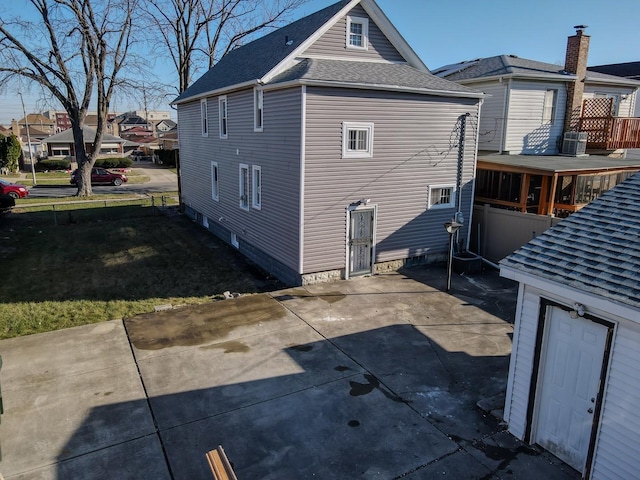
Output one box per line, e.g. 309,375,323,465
478,153,640,174
500,172,640,309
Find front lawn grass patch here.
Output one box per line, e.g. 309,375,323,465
0,206,277,338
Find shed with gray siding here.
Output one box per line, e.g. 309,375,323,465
174,0,483,285
500,172,640,478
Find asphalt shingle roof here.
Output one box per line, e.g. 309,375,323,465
174,0,481,102
589,62,640,80
268,58,481,95
174,1,351,103
435,55,640,87
45,125,126,144
500,172,640,309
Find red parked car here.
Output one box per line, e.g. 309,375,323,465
0,178,29,198
70,167,128,186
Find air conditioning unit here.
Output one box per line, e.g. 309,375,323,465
561,132,588,156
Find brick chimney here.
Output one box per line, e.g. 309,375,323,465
10,119,20,137
564,25,590,133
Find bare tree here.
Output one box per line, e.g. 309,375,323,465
0,0,136,196
144,0,307,94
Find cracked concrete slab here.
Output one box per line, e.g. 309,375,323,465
0,268,581,479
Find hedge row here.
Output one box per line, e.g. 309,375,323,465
35,158,70,171
94,157,133,168
34,157,134,171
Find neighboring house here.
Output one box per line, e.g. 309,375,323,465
158,130,178,150
435,27,640,218
43,110,72,132
128,110,171,122
173,0,484,286
119,126,154,139
589,61,640,116
156,119,177,134
15,114,56,135
9,120,49,159
44,125,128,159
500,172,640,479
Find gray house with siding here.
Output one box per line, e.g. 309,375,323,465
173,0,483,286
500,172,640,478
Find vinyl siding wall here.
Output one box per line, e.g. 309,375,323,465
505,80,567,154
591,319,640,479
303,87,480,274
178,87,302,273
504,286,540,439
471,80,508,152
504,283,640,479
303,4,405,63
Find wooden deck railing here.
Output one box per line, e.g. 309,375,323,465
579,117,640,150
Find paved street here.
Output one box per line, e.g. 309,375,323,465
25,162,178,198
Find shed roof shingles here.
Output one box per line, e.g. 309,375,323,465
501,173,640,309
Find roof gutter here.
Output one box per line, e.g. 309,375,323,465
584,75,640,87
171,79,260,105
282,78,486,99
457,73,576,84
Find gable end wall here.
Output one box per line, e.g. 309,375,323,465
302,4,405,62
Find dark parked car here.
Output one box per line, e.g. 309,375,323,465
0,178,29,198
0,193,15,214
70,167,128,186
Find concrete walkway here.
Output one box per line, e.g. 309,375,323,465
0,268,580,479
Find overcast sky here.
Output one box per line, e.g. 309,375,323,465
2,0,638,125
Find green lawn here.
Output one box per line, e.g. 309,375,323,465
0,203,276,339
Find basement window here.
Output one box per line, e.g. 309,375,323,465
428,185,456,209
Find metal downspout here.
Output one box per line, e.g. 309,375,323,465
500,78,511,154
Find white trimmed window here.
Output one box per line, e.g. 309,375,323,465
211,161,219,201
201,99,208,136
342,122,374,158
254,88,263,131
428,184,456,209
543,89,558,124
219,96,228,138
347,16,368,49
252,165,262,209
239,163,249,210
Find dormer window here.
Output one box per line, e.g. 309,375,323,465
347,16,368,49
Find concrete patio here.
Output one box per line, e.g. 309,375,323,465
0,267,580,479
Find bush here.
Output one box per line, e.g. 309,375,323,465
36,158,71,171
95,157,133,168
